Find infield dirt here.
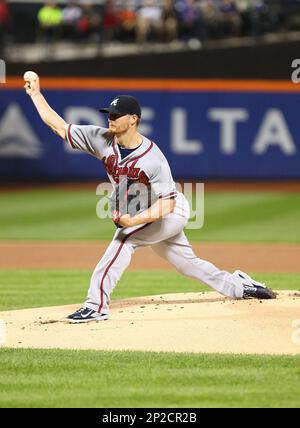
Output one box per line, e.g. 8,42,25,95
1,241,300,272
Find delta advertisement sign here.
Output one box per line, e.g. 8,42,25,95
0,81,300,179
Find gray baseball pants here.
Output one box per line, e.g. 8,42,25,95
84,213,244,315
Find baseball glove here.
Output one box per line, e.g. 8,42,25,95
109,177,158,227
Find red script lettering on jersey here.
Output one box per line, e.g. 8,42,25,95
102,155,149,184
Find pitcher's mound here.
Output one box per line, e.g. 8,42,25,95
1,291,300,355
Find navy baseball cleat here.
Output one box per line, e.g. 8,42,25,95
66,307,109,323
236,270,277,300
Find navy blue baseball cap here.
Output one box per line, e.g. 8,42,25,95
99,95,142,118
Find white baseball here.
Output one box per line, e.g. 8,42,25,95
24,71,39,81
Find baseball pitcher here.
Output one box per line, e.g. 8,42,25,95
24,71,276,323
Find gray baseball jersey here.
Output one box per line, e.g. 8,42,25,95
66,124,178,212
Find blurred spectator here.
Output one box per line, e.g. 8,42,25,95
236,0,277,36
76,3,101,41
62,1,82,40
281,0,300,31
235,0,252,35
118,0,137,42
176,0,204,41
136,0,163,44
161,0,179,42
218,0,242,37
201,0,221,39
249,0,277,36
0,0,9,57
37,2,62,43
102,0,120,42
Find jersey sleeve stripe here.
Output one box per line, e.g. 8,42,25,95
159,191,177,199
67,124,75,148
97,223,150,314
112,140,119,164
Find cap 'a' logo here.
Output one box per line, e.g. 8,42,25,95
111,99,119,107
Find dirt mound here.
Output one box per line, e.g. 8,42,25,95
1,291,300,355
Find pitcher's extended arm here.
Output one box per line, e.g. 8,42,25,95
23,71,67,139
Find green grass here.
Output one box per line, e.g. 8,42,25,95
186,191,300,242
0,189,109,240
0,269,299,311
0,348,299,407
1,189,300,242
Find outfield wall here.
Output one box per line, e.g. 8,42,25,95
1,78,300,180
